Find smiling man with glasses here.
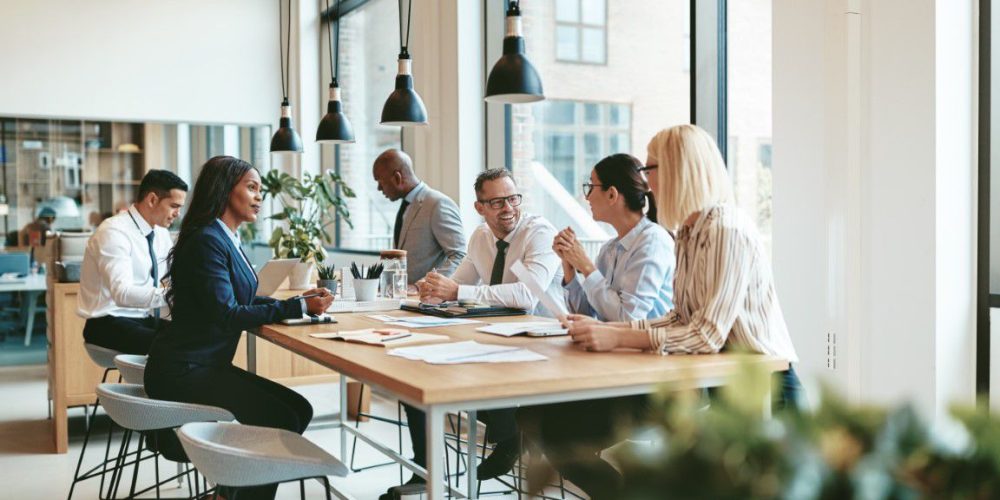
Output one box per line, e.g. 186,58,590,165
399,168,564,492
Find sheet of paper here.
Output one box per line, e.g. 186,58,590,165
385,317,482,329
476,321,563,337
366,314,402,322
387,340,547,364
510,260,569,318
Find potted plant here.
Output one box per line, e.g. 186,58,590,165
317,263,338,295
261,169,354,289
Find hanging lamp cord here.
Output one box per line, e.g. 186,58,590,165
279,0,291,101
398,0,414,57
326,0,341,84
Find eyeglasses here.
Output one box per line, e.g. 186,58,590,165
582,183,604,197
477,194,523,210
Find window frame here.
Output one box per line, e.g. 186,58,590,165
554,0,609,65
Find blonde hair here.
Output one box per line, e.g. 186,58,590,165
646,124,733,230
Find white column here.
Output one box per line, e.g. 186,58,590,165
407,0,485,234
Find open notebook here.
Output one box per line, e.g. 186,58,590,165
309,328,448,347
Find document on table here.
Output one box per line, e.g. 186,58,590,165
510,259,569,319
385,317,482,329
309,329,449,347
366,314,403,322
476,321,567,337
387,340,548,364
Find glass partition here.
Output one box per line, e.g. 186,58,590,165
0,117,270,246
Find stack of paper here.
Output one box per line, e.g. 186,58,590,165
387,340,547,364
385,317,482,329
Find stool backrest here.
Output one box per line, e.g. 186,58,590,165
96,383,234,431
113,354,147,385
83,343,121,370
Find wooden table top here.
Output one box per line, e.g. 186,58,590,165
257,308,789,406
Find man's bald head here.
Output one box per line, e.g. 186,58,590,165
373,149,419,202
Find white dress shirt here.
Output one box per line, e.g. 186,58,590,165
452,213,564,317
77,205,171,319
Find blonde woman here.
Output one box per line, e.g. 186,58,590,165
518,125,801,499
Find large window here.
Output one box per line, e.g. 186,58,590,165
321,0,401,250
506,0,690,253
727,0,773,255
555,0,608,64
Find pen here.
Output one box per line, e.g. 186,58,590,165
444,346,523,362
381,333,412,342
291,292,324,300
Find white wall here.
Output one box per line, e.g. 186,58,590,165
0,0,281,126
774,0,976,417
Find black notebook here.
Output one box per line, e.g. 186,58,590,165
400,302,527,318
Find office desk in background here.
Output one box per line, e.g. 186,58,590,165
0,274,48,346
254,311,789,500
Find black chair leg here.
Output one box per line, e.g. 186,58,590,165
300,479,305,500
128,433,145,498
323,476,332,500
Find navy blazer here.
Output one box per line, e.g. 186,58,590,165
147,222,301,366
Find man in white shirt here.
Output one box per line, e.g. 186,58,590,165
418,168,563,315
382,169,560,499
78,170,188,354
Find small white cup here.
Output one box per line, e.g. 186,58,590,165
353,278,379,302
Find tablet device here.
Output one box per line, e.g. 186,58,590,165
256,258,300,296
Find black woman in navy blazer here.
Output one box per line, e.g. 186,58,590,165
145,156,333,500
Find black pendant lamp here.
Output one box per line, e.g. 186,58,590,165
316,0,355,144
271,0,304,154
485,1,544,104
381,0,428,126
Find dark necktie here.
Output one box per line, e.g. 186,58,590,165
393,200,409,248
146,231,160,321
489,240,509,286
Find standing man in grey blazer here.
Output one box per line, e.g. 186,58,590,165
372,149,467,283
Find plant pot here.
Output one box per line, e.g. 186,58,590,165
317,279,338,297
288,261,315,290
352,277,379,302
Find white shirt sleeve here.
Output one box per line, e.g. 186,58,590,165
96,227,167,310
457,222,560,310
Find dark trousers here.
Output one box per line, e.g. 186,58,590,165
144,359,314,500
517,396,649,500
402,403,518,467
83,315,160,355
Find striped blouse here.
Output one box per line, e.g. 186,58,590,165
629,204,799,363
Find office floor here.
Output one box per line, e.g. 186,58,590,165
0,364,578,499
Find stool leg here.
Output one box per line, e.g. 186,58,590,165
108,429,132,500
299,479,306,500
128,433,145,498
323,476,332,500
66,400,102,500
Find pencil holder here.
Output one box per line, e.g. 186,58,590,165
353,277,378,302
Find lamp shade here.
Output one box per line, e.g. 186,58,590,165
316,85,355,144
485,6,544,104
270,99,304,154
381,58,428,126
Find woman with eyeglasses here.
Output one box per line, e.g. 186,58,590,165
519,125,801,500
553,153,674,322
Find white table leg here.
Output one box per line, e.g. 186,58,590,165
246,332,257,374
340,374,348,461
425,406,445,500
23,290,39,346
466,409,478,499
